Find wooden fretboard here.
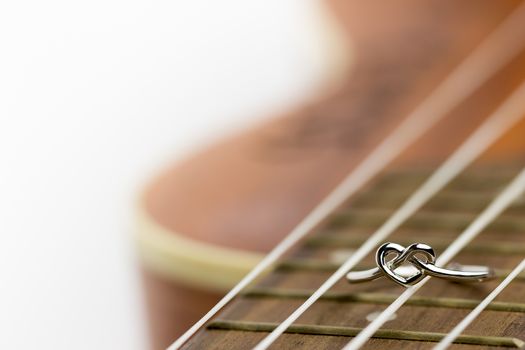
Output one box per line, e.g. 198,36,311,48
184,167,525,349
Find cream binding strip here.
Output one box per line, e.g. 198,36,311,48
170,3,525,349
136,207,261,292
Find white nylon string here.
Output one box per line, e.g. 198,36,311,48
253,79,525,350
169,3,525,349
343,166,525,350
434,258,525,350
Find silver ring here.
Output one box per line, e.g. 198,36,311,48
346,242,494,287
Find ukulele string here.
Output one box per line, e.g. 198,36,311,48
169,3,525,349
253,77,525,350
434,258,525,350
343,162,525,350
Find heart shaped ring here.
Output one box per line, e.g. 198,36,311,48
346,242,493,287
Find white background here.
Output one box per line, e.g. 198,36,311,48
0,1,338,349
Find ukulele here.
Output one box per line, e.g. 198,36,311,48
137,1,525,349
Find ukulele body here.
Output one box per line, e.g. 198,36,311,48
136,1,525,348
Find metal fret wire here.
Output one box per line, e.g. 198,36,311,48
328,209,525,232
343,167,525,350
307,236,525,254
253,80,525,349
169,3,525,348
208,320,523,347
243,288,525,313
433,258,525,350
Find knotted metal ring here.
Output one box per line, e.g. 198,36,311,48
346,242,494,287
